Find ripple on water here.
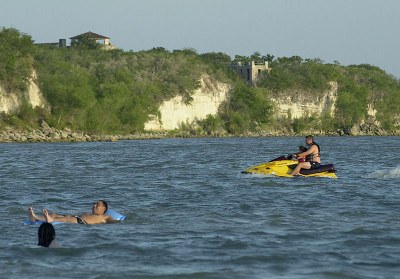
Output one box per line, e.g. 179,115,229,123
1,137,400,278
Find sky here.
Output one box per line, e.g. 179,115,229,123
2,0,400,78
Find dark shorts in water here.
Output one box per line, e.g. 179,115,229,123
75,216,87,224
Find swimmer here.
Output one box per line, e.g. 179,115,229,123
28,200,118,224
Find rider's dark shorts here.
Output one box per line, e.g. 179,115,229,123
310,162,321,169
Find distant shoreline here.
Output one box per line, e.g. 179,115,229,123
0,127,399,143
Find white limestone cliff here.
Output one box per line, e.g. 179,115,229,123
26,70,47,110
270,81,338,119
0,70,47,114
144,75,230,131
0,72,388,134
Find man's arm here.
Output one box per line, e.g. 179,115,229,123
297,145,317,158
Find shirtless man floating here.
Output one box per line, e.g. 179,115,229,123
28,200,117,224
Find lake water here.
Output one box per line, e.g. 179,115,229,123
1,136,399,278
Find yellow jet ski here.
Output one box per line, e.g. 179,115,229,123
242,155,337,178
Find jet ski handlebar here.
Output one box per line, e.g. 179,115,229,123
269,154,296,162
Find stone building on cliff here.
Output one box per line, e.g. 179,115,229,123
230,61,270,86
70,31,116,50
35,31,116,50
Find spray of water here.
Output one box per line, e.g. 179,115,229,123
368,165,400,179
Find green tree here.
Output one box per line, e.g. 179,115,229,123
0,27,34,91
198,114,224,134
200,52,231,64
335,83,368,130
221,83,273,133
70,35,100,49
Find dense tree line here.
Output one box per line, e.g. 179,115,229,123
0,27,399,135
256,56,400,132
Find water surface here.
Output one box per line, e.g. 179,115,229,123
1,136,399,278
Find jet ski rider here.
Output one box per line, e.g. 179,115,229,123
290,135,321,176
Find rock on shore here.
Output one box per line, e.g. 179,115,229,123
0,121,167,143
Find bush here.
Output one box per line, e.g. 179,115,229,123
258,57,336,93
221,82,273,133
0,27,34,92
197,114,225,134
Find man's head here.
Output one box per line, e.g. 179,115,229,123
92,200,108,214
305,135,314,146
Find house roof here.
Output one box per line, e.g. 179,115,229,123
70,31,110,40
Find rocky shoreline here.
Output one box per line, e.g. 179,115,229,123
0,121,164,143
0,121,398,143
0,126,169,143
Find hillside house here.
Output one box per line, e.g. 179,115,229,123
70,31,116,50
